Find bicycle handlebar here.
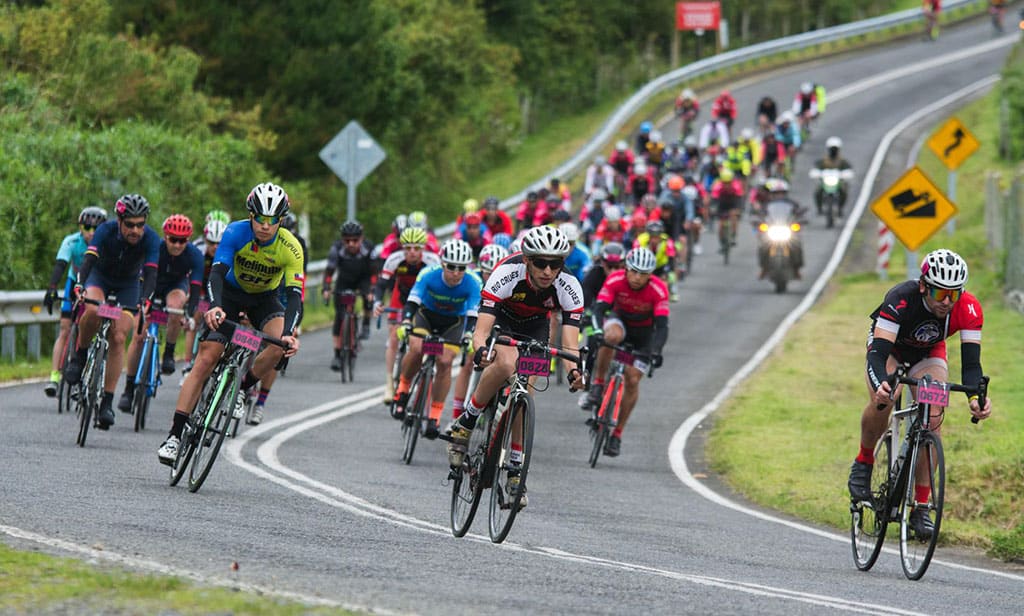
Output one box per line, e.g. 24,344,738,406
879,366,989,424
376,307,401,329
214,318,292,351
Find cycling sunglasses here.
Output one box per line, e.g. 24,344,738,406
444,263,467,272
530,257,564,271
166,236,189,245
251,213,282,225
927,285,962,303
80,224,97,232
121,220,146,230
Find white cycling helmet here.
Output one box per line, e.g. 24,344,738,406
634,161,648,175
801,82,814,94
683,135,698,149
615,140,629,152
603,205,622,222
681,88,696,100
779,111,795,124
440,239,473,266
649,130,663,143
478,244,509,272
921,249,968,289
740,127,754,141
508,238,522,254
520,225,571,258
558,222,580,243
204,219,228,243
245,182,289,217
625,247,657,274
826,136,843,149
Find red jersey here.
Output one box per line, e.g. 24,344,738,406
596,269,670,328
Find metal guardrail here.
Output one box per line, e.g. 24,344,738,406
0,0,979,342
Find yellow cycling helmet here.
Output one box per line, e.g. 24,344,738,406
399,227,428,246
718,168,735,182
463,198,479,214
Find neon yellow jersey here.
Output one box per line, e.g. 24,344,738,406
215,220,305,294
634,233,673,269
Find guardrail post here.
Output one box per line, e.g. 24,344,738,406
27,324,41,360
2,326,14,362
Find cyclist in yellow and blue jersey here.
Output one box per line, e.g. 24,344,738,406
393,239,481,439
158,182,302,466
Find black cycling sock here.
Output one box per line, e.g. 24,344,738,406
101,391,114,407
124,377,135,394
334,348,342,359
171,411,188,438
76,347,88,362
163,341,176,358
241,371,259,391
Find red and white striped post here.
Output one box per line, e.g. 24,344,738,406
876,222,894,280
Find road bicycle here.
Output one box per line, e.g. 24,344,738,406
446,326,580,543
55,299,80,415
334,290,361,383
397,327,448,465
129,299,185,432
74,297,134,447
716,209,736,265
169,319,290,493
586,340,653,468
851,365,989,580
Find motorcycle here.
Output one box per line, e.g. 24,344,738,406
756,200,804,294
809,167,854,229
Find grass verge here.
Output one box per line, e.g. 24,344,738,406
707,83,1024,560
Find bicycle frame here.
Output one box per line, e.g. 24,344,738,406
400,329,445,464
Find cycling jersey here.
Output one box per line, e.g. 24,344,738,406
380,232,441,259
564,245,592,282
54,232,89,282
594,270,671,353
192,238,216,289
407,265,481,318
376,249,442,308
83,219,161,282
214,220,305,295
324,237,375,295
633,233,676,270
479,254,584,326
155,241,205,313
870,280,982,357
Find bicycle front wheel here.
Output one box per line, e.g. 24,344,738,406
589,376,620,468
899,431,944,580
188,368,236,492
340,312,352,383
401,368,428,465
489,393,535,543
851,434,891,571
76,345,104,447
132,349,152,432
451,411,492,537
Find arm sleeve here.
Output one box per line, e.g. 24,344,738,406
207,263,228,309
77,253,97,286
48,259,69,289
140,265,157,302
592,301,610,329
866,335,893,391
282,286,302,337
960,341,983,393
652,315,669,354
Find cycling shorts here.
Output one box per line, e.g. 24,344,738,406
204,286,284,345
84,269,141,308
154,278,189,299
60,277,76,319
492,311,549,346
604,313,653,353
413,307,466,349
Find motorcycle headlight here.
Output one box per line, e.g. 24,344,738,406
823,175,840,187
766,225,792,242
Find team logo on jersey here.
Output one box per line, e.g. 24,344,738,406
543,297,555,309
511,292,527,301
911,321,942,345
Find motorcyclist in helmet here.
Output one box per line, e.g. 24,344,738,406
753,179,805,281
811,136,854,218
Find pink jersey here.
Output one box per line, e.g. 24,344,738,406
596,269,670,328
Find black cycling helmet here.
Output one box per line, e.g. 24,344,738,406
115,194,150,219
280,212,298,231
340,220,364,237
78,206,108,227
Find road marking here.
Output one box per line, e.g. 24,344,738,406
667,72,1024,583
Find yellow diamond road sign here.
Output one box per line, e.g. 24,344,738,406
871,166,958,252
926,117,979,171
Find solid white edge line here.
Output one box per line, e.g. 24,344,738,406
667,73,1024,582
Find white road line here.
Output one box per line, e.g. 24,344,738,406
667,71,1024,583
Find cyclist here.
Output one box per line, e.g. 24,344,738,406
791,82,819,133
608,140,635,179
63,194,161,430
379,215,408,259
559,223,592,282
775,112,802,164
923,0,941,40
635,120,653,155
514,191,543,234
157,183,303,465
373,227,442,403
480,196,514,237
811,136,855,219
582,242,625,309
323,221,376,367
407,210,441,253
674,88,700,136
645,130,667,171
626,161,657,205
182,215,228,373
447,226,585,507
711,89,738,131
633,220,678,302
755,95,778,129
760,130,788,178
582,247,668,456
698,117,730,151
43,206,108,397
847,249,991,538
118,214,204,413
710,167,745,251
392,239,481,438
591,206,631,255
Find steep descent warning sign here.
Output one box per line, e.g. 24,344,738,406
926,117,979,171
870,165,958,251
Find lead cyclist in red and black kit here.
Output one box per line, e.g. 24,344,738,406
847,249,992,539
446,226,585,508
583,247,669,457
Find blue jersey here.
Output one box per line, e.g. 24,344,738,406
55,232,89,282
86,219,161,282
564,245,592,282
408,265,481,318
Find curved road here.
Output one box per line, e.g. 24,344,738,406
2,16,1022,615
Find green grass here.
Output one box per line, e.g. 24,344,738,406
707,87,1024,559
0,544,358,614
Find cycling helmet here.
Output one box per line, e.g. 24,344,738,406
634,161,648,175
765,178,790,193
162,214,193,238
591,188,608,203
464,212,482,226
603,206,622,222
740,127,754,141
558,222,580,243
205,209,231,224
625,247,657,274
683,135,698,149
478,244,509,273
527,191,539,202
645,220,665,235
280,212,298,231
492,232,513,249
115,194,150,218
340,220,364,237
649,130,663,143
778,111,795,124
551,209,572,223
245,182,289,217
801,82,813,94
204,219,228,243
520,225,571,258
392,214,408,233
440,239,474,266
408,210,428,229
718,168,735,182
719,89,731,98
463,198,479,214
594,155,606,167
483,196,500,210
399,227,428,246
921,249,968,289
78,206,108,227
826,136,843,149
667,175,685,191
639,121,653,134
600,241,625,264
681,88,696,100
615,140,629,152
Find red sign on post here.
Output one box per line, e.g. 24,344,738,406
676,2,721,31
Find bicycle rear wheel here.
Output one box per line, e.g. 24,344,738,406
132,348,152,432
851,434,892,571
489,393,534,543
899,431,944,580
57,324,78,415
76,345,103,447
450,410,493,537
340,312,352,383
401,368,428,465
188,368,236,492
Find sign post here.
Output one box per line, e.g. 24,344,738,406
319,121,387,221
926,117,979,235
676,2,721,58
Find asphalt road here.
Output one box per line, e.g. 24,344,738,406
2,16,1022,615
